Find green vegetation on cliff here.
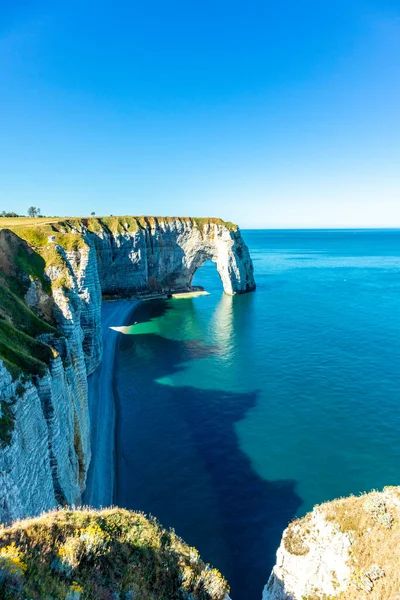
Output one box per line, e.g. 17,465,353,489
1,221,88,282
0,215,238,237
0,508,229,600
0,318,56,380
0,229,59,388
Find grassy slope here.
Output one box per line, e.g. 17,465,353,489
0,230,60,444
0,236,58,382
0,507,229,600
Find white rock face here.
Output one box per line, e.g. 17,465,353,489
0,258,96,522
0,218,255,523
263,508,352,600
90,218,256,295
0,364,55,522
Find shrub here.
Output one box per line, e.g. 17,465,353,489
0,508,229,600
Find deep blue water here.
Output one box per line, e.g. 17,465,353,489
114,229,400,600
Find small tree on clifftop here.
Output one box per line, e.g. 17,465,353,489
28,206,39,218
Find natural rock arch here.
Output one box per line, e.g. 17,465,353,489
92,217,256,296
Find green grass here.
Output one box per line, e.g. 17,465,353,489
0,237,60,408
0,282,56,338
0,224,88,293
0,215,238,235
0,318,56,380
13,238,50,293
7,224,87,270
191,217,237,231
0,507,229,600
0,267,57,444
81,215,238,234
0,259,59,387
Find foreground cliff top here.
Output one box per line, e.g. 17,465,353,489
264,486,400,600
0,507,229,600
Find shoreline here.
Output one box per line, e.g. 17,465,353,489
84,288,208,508
84,298,139,508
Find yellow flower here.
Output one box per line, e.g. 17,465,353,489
0,543,27,576
71,582,84,592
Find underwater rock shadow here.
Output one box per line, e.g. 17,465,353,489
170,383,302,600
115,330,302,600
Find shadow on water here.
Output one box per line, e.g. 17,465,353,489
114,300,302,600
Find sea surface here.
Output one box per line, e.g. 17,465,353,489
114,229,400,600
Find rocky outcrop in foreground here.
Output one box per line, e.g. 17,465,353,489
0,217,255,524
263,486,400,600
0,507,230,600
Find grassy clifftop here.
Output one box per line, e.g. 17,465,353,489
0,216,237,237
321,487,400,599
0,507,229,600
280,486,400,600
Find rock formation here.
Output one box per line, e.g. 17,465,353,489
0,216,255,524
263,486,400,600
87,216,256,296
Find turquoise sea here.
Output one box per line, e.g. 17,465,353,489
114,229,400,600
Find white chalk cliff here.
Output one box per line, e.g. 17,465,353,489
263,508,352,600
0,217,255,523
91,217,256,296
263,487,400,600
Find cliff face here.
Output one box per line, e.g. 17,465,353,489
0,228,99,522
88,216,255,296
0,217,255,524
263,487,400,600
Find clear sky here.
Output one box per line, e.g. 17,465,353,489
1,1,399,227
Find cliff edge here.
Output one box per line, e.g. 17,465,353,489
263,486,400,600
0,507,230,600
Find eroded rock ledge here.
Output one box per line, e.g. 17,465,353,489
263,486,400,600
0,216,255,524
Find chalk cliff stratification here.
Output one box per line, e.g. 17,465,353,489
263,487,400,600
0,216,255,523
88,216,255,296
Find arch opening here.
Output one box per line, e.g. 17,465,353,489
191,258,224,294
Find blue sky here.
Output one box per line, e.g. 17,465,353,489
1,1,399,227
